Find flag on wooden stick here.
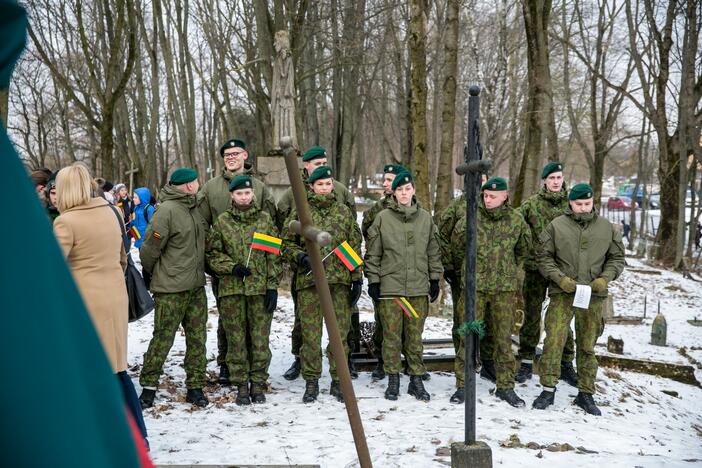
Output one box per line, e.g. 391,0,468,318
333,241,362,271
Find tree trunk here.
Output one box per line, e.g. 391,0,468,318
408,0,430,209
434,0,458,217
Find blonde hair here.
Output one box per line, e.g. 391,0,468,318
56,163,93,212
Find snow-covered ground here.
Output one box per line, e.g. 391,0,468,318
127,252,702,467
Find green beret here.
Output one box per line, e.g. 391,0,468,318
219,138,246,157
229,175,253,192
169,167,198,185
568,183,594,200
307,165,333,184
481,176,508,192
391,171,414,191
541,161,564,179
302,146,327,162
383,164,407,174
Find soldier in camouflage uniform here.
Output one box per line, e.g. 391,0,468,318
437,194,466,353
365,171,442,401
451,177,531,407
139,168,209,408
278,146,357,382
361,163,406,380
516,161,577,386
198,138,277,385
533,183,624,415
282,166,363,403
206,175,282,405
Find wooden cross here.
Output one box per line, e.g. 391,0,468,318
125,163,139,194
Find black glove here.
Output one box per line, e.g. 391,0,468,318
349,281,362,307
142,270,151,290
232,263,252,278
429,279,440,303
296,252,311,271
368,283,380,303
264,289,278,313
444,270,457,288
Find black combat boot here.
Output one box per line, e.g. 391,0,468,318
330,380,344,402
385,374,400,400
235,384,251,406
348,355,358,380
371,358,386,381
283,357,301,381
514,361,533,383
185,388,209,407
407,375,430,401
479,360,497,383
495,388,526,407
574,392,601,416
449,388,465,404
560,361,578,387
218,364,230,385
139,388,156,409
302,380,319,403
532,388,556,410
250,382,266,404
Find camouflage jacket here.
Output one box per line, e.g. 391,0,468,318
361,195,392,242
282,193,362,290
452,202,532,293
537,209,625,297
206,204,282,297
365,198,443,297
437,194,467,274
518,186,568,271
276,168,355,230
198,166,277,226
140,185,207,293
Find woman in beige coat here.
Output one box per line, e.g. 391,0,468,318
53,163,147,446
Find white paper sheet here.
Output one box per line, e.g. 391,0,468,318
573,284,592,309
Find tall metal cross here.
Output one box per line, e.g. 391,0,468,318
280,137,372,468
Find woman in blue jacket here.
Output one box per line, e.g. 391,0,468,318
132,187,155,248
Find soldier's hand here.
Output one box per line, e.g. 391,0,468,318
232,263,252,278
590,277,608,293
429,279,440,303
142,270,151,290
558,276,577,293
264,289,278,313
349,281,362,307
296,252,311,271
368,283,380,302
444,270,457,288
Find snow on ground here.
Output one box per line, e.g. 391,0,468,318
127,250,702,467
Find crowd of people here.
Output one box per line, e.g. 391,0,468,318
32,141,626,446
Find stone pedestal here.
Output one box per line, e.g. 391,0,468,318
451,441,492,468
257,151,301,202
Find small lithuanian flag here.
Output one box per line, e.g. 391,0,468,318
393,296,419,318
129,225,141,240
333,241,362,271
251,232,282,255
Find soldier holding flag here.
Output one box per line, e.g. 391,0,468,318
364,171,443,402
206,175,282,406
282,166,363,404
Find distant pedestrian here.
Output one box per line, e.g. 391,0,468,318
695,222,701,249
621,219,631,242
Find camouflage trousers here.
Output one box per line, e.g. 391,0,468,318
455,291,518,390
290,273,302,356
379,296,428,376
540,293,604,394
519,269,575,362
219,294,272,385
140,287,207,389
212,277,228,367
371,304,383,357
292,282,358,357
451,283,463,354
298,284,351,381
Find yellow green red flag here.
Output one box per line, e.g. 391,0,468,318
251,232,282,255
393,296,419,318
333,241,362,271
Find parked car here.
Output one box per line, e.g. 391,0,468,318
607,196,636,210
648,193,660,209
